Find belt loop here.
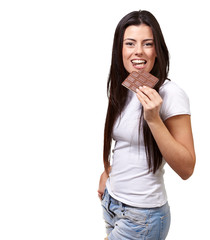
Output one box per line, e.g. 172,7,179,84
107,195,115,217
119,201,125,213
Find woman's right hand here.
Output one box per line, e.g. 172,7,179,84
98,170,109,200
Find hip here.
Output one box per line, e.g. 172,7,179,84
101,188,171,240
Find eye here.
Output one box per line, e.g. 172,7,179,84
125,42,135,47
144,42,154,47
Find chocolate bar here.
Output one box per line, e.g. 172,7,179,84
122,70,159,93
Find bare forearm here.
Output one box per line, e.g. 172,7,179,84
136,86,195,179
98,166,112,200
147,117,195,179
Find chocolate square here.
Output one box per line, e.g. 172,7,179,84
122,70,159,93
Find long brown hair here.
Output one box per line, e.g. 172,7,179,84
103,10,169,174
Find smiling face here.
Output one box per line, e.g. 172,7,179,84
122,24,157,74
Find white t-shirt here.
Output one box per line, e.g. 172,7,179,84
106,80,191,208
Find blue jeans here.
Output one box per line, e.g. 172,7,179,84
101,188,171,240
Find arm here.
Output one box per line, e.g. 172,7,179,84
147,114,195,179
98,166,111,200
136,86,196,180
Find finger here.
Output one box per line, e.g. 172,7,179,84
139,86,156,100
143,86,162,99
97,189,103,195
98,192,102,200
137,88,159,112
140,86,163,106
136,88,149,106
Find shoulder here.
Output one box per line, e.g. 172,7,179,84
159,80,188,99
159,80,191,121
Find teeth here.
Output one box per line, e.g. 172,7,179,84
132,60,146,64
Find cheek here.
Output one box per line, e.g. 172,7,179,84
146,48,156,58
147,50,156,64
122,46,133,59
145,50,157,72
122,48,127,61
122,48,129,65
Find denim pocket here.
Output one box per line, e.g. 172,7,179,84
101,188,107,201
119,206,149,238
124,206,148,225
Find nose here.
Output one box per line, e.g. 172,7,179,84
135,44,143,56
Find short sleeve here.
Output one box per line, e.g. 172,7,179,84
159,80,191,122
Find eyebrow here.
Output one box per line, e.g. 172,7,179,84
123,38,154,42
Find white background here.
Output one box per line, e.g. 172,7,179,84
0,0,209,239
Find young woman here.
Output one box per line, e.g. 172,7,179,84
98,10,196,240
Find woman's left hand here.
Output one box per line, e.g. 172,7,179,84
136,86,163,123
98,171,109,200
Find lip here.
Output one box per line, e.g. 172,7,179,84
131,58,147,70
131,58,147,62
